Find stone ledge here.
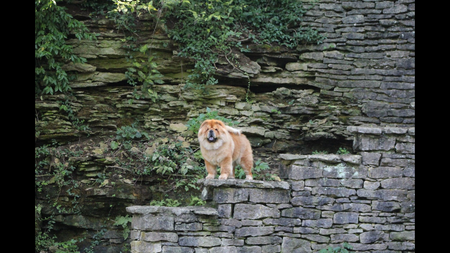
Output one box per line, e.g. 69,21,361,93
126,205,218,216
347,126,414,135
279,154,361,165
197,179,290,190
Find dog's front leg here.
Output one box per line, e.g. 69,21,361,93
218,156,233,180
204,160,217,179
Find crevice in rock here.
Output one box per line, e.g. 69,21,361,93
248,83,320,94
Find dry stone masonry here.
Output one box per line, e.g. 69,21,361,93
35,0,414,252
127,126,415,252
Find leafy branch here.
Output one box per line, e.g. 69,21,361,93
35,0,96,97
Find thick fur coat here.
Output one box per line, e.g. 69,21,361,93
198,119,253,180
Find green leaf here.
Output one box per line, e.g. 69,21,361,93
139,44,148,53
110,141,119,150
135,131,142,138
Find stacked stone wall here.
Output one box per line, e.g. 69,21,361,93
36,0,415,251
127,126,415,252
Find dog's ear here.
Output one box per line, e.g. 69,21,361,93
215,120,226,127
199,120,209,130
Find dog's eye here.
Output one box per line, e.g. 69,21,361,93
215,128,218,131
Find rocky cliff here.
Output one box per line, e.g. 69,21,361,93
35,0,414,252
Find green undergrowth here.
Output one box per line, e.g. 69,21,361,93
164,0,325,90
35,110,277,251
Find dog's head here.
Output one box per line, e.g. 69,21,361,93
198,119,228,143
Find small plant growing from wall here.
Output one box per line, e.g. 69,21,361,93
319,242,353,253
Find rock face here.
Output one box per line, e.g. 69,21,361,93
35,0,414,252
36,0,414,148
128,127,415,252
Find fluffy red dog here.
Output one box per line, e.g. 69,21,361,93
198,119,253,180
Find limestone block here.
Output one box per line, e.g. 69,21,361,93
281,207,321,219
361,152,381,166
390,231,415,241
380,178,414,189
208,246,238,253
130,241,161,253
131,215,174,231
301,219,333,228
213,188,249,203
368,167,403,179
248,188,290,204
234,204,279,220
288,165,323,180
360,231,384,244
333,212,359,224
161,246,194,253
281,237,311,253
235,226,274,238
246,236,282,245
178,237,221,247
142,232,178,242
372,201,401,212
353,135,396,151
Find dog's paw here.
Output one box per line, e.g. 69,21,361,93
218,174,228,180
205,174,215,179
245,175,253,180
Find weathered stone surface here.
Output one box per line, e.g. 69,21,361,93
218,204,232,218
248,188,290,203
281,237,311,253
285,62,308,71
361,152,381,166
333,212,359,224
130,241,161,253
291,196,334,207
126,206,218,216
198,179,290,190
235,227,274,238
288,166,323,180
390,231,415,241
179,237,221,247
234,204,279,220
131,215,174,231
353,135,396,151
372,201,401,212
143,232,178,242
368,167,403,179
302,219,333,228
282,207,321,219
213,188,249,203
169,123,188,133
380,178,415,189
175,222,203,231
246,236,282,245
162,246,194,253
322,163,363,179
360,231,384,244
356,189,407,201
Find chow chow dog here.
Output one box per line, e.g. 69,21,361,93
198,119,253,180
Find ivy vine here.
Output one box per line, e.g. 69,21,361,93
104,0,325,91
164,0,325,90
35,0,97,97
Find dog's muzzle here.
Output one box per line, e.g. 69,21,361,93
207,130,217,142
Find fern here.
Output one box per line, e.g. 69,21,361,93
113,215,132,240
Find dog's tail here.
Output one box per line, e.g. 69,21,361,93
225,125,241,135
